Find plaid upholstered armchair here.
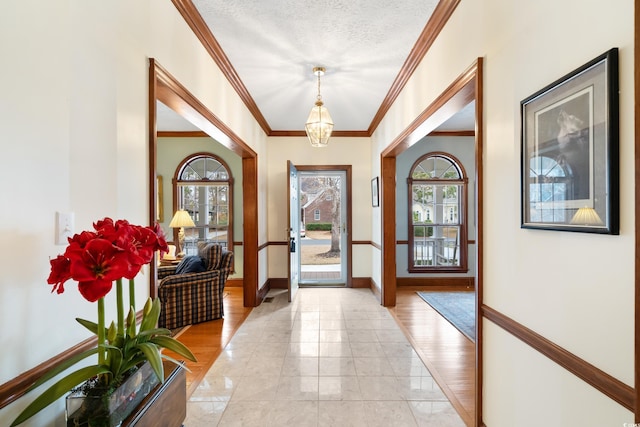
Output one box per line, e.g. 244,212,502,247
157,243,233,329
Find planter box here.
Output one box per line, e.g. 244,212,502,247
66,362,159,427
123,362,186,427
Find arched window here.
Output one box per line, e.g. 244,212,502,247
408,153,468,272
174,153,233,255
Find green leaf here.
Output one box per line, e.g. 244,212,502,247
106,346,123,378
10,365,110,427
139,299,160,333
27,348,99,391
135,342,164,383
75,317,100,335
150,335,197,362
137,328,171,338
119,355,147,373
159,354,192,372
123,336,137,356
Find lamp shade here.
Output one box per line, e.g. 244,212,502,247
169,209,195,228
570,207,604,226
305,101,334,148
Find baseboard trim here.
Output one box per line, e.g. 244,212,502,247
226,278,243,287
268,278,288,289
483,304,634,411
268,277,373,290
257,282,271,303
352,277,372,288
397,276,474,288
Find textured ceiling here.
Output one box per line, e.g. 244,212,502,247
158,0,475,134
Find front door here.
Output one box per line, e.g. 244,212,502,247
298,170,347,285
287,161,300,302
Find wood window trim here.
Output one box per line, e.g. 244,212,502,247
172,152,234,256
407,152,468,273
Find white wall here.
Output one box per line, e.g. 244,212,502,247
266,137,373,280
0,1,266,425
373,0,634,424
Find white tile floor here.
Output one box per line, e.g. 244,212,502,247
184,288,465,427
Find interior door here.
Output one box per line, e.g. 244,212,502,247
287,161,300,302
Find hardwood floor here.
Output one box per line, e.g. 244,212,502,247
165,287,252,397
170,285,476,426
391,286,476,427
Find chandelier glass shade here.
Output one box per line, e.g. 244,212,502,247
305,67,333,147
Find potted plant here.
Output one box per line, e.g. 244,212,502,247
11,218,196,426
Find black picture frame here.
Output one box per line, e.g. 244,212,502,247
521,48,619,234
371,177,379,207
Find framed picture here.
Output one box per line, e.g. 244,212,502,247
371,177,379,207
521,48,619,234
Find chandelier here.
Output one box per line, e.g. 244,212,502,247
305,66,334,147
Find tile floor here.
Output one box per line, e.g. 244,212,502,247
184,288,465,427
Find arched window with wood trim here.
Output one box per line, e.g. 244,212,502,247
408,152,468,272
174,153,233,255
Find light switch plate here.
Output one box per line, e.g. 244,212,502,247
56,212,75,245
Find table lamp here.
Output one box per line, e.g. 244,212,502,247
169,209,195,256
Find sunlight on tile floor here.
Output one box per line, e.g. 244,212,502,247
184,288,465,427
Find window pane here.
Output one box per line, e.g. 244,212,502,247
412,225,460,267
409,153,465,271
179,157,229,181
412,155,461,179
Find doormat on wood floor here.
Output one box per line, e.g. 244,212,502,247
416,291,475,342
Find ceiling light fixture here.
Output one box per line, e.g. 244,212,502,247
305,66,334,148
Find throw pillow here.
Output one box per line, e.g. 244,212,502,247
175,255,206,274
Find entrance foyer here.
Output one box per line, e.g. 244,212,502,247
183,288,465,426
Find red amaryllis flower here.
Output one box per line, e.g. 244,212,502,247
64,230,98,258
94,218,133,251
68,238,131,301
48,218,168,300
47,255,72,294
133,226,162,262
77,279,115,303
153,222,169,255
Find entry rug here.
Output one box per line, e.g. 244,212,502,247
416,291,476,342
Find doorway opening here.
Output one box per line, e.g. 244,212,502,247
298,170,347,285
380,59,482,426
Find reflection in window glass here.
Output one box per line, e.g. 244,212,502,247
528,156,570,223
